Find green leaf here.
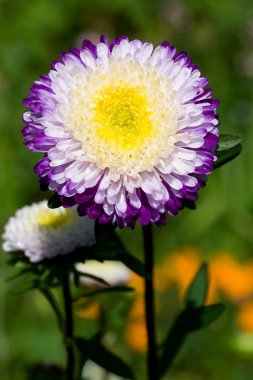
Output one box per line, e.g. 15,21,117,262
5,267,31,282
76,336,134,379
9,283,36,294
184,263,208,308
76,333,101,376
47,192,62,209
158,303,225,378
118,251,149,279
73,286,134,302
74,269,110,287
39,288,64,330
183,303,225,332
214,133,242,169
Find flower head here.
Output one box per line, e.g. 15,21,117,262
23,35,219,227
2,201,95,262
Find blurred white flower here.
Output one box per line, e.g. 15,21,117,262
2,201,95,262
76,260,131,287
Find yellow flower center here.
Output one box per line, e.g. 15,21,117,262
37,209,69,228
92,85,154,151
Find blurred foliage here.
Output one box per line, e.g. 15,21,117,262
0,0,253,379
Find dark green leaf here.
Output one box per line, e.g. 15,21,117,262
9,283,36,294
47,193,62,209
214,133,242,169
183,303,225,331
92,345,134,379
184,263,208,308
73,269,80,287
76,336,134,379
39,288,64,330
158,322,186,378
158,303,225,378
5,267,31,282
118,251,149,279
73,286,134,301
74,269,110,287
76,334,102,375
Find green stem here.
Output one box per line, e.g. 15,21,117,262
62,276,74,380
142,224,157,380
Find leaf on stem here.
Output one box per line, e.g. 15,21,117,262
39,287,64,331
158,263,212,377
214,133,242,169
183,303,225,332
73,269,110,287
76,333,102,372
184,262,208,308
118,251,150,279
76,336,134,379
73,286,134,302
158,299,224,378
9,283,36,294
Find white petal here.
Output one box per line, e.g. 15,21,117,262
115,188,127,214
128,190,141,209
80,49,97,69
107,180,122,205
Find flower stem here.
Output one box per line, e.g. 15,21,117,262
142,224,157,380
62,275,74,380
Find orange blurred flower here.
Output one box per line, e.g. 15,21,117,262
210,253,253,301
161,246,201,297
125,320,147,353
125,297,147,353
77,302,100,319
236,301,253,333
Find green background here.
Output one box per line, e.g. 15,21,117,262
0,0,253,379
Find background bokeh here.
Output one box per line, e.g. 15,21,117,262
0,0,253,379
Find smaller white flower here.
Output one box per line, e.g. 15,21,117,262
2,201,95,262
76,260,131,287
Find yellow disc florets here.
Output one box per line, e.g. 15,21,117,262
93,85,154,151
37,209,70,228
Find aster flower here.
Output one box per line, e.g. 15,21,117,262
75,260,131,287
23,35,219,227
2,201,95,262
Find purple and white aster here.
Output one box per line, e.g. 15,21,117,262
22,35,219,228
